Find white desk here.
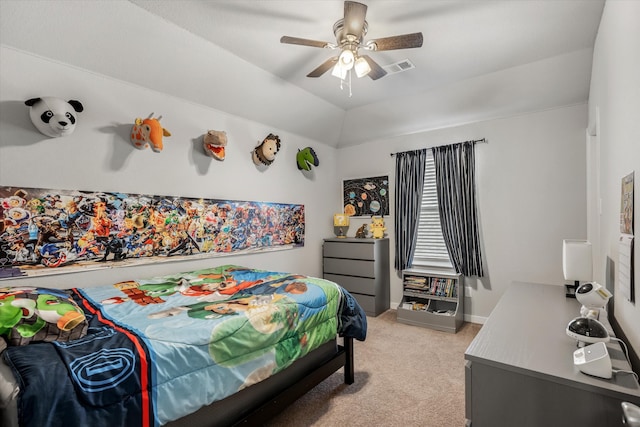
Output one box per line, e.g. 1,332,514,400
465,281,640,427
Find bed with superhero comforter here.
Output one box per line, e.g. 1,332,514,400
0,265,367,427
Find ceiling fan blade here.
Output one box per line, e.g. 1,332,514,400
360,55,387,80
344,1,368,38
307,57,339,78
369,32,424,51
280,36,330,48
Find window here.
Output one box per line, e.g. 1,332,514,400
411,151,453,269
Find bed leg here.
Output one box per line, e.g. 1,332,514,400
344,337,354,384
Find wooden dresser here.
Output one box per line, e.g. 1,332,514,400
322,238,390,316
464,281,640,427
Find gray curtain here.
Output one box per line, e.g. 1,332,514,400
432,141,484,277
394,149,427,271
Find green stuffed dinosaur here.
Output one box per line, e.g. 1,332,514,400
296,147,319,171
0,292,86,343
35,293,86,331
0,295,42,338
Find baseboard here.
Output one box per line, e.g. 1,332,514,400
464,314,487,324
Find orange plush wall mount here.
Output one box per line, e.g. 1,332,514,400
130,113,171,152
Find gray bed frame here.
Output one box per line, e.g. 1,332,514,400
167,337,354,427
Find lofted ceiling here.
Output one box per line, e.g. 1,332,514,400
0,0,605,147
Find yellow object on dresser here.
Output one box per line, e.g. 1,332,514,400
369,216,386,238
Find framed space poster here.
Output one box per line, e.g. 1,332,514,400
0,186,304,279
343,175,389,217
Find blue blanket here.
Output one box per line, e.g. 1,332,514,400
3,265,366,427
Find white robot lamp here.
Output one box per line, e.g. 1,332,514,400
576,282,612,319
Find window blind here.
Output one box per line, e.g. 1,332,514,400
411,151,453,268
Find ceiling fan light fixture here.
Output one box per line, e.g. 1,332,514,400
280,0,422,88
331,62,348,80
354,56,371,78
338,49,355,70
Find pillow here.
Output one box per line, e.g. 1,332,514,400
0,288,88,346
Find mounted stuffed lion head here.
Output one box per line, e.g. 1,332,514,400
252,133,281,166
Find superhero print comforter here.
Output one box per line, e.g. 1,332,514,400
2,265,367,427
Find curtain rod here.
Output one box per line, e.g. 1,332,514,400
390,138,487,157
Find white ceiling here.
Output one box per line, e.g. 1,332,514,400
0,0,605,147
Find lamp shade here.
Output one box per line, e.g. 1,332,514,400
334,213,349,227
331,62,348,79
354,56,371,78
333,213,350,238
562,240,592,282
338,49,355,70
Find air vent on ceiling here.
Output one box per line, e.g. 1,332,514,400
383,59,415,75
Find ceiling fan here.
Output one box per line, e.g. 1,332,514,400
280,1,423,81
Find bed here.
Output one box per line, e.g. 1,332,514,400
0,264,367,427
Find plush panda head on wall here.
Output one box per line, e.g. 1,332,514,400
24,97,84,138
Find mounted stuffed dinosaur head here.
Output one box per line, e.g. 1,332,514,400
203,130,228,160
296,147,319,171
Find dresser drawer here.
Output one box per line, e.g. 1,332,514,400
324,273,376,295
323,241,374,260
323,258,375,278
350,293,376,315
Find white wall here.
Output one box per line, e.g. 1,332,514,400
0,0,346,147
0,46,339,288
588,0,640,357
337,104,588,322
0,0,602,330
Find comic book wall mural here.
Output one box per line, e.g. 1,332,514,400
0,187,304,279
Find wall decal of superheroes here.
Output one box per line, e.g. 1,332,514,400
0,187,305,277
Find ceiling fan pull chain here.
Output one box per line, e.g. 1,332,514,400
339,68,353,97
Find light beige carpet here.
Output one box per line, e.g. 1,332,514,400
266,309,482,427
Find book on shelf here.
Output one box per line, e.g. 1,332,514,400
404,277,457,297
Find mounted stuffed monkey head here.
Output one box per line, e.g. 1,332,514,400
25,97,84,138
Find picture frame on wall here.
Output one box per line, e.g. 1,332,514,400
0,186,305,279
620,171,634,235
343,175,389,217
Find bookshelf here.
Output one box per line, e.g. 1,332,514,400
396,269,463,333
